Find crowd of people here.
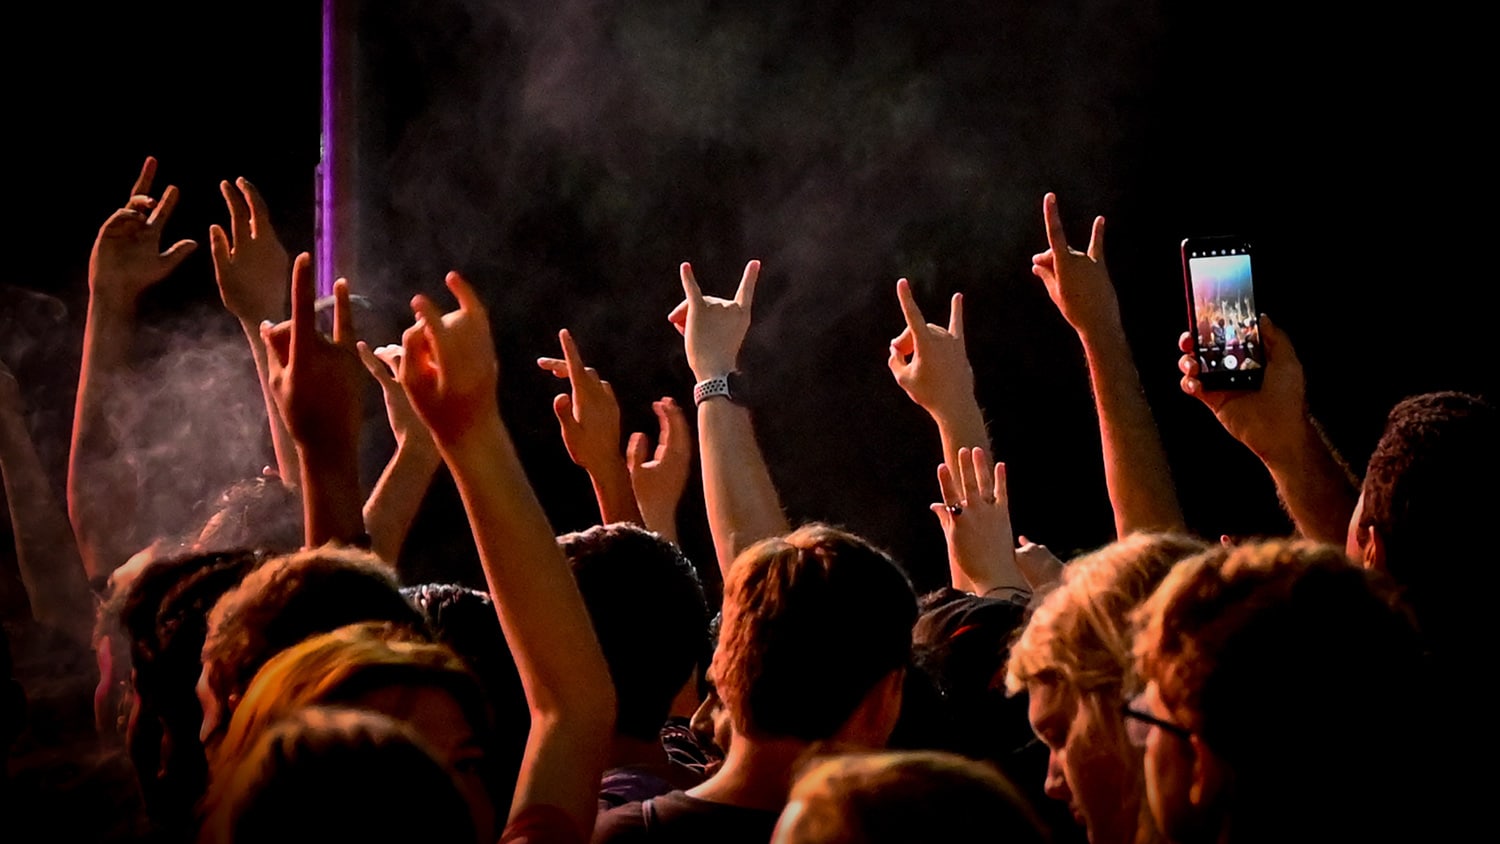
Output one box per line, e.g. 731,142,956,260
0,161,1492,843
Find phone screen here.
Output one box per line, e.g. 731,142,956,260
1185,243,1264,385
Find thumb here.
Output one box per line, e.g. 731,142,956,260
928,502,952,526
161,239,199,272
627,432,649,471
553,392,576,427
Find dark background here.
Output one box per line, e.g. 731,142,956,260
2,1,1491,601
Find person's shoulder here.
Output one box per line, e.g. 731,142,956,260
593,791,780,843
591,799,650,843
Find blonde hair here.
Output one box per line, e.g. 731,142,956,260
1005,533,1207,697
778,750,1044,843
203,621,483,820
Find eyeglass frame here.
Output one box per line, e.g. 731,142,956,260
1120,693,1193,745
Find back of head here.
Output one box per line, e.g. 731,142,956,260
774,750,1048,844
200,546,425,746
1133,540,1427,840
1007,532,1208,698
712,524,917,742
1358,391,1497,656
194,477,303,556
559,523,710,741
204,706,475,844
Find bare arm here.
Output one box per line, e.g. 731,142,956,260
1034,193,1184,537
929,448,1030,599
668,260,789,578
1178,318,1357,542
358,342,441,564
536,329,643,526
261,255,367,548
70,157,197,579
626,397,693,544
1,364,94,643
209,178,299,486
399,272,614,840
887,278,989,591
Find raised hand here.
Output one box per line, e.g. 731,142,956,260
359,342,433,453
930,447,1028,598
1015,534,1065,591
88,157,197,308
210,178,290,325
537,329,624,472
1031,192,1119,336
667,260,759,380
887,278,973,415
260,254,364,455
397,272,499,448
627,397,693,541
1178,313,1308,459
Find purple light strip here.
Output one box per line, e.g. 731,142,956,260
317,0,336,296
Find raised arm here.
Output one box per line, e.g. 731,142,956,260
668,260,788,578
358,342,441,565
260,254,366,548
1032,192,1185,536
886,278,988,591
1178,315,1357,543
208,178,298,486
398,272,614,840
70,157,197,579
626,397,693,544
536,329,643,526
1,361,94,643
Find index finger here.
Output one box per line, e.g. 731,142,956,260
734,259,760,308
129,157,157,200
221,180,251,245
895,278,928,340
1042,192,1068,256
289,253,317,354
680,262,704,304
238,178,271,238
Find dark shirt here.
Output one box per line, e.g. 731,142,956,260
591,790,780,844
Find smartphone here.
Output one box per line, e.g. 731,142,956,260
1181,236,1264,391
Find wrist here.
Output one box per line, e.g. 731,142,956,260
437,410,508,462
1247,411,1319,466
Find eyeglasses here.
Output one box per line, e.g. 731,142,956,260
1120,692,1193,747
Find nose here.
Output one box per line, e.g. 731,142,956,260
1044,749,1072,803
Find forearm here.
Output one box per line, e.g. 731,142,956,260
637,503,680,545
930,398,988,592
297,446,366,548
362,440,441,565
443,414,614,828
68,298,141,579
586,459,644,526
1,412,95,643
241,320,301,486
1081,329,1186,536
698,400,790,578
1257,416,1359,544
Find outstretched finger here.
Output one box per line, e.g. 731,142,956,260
129,157,157,199
221,180,251,245
957,446,981,504
1087,216,1106,263
936,462,961,509
1042,192,1068,257
209,224,231,272
992,460,1009,507
661,398,690,456
148,184,181,229
238,178,271,238
948,292,964,340
332,278,355,345
734,259,761,308
290,253,318,354
895,278,928,341
971,447,995,503
358,341,396,383
445,271,483,314
626,431,650,471
558,328,587,386
680,262,704,304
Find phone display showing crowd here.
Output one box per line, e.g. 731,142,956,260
1182,236,1264,390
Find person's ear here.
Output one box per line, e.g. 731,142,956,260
1360,526,1387,572
1188,733,1227,809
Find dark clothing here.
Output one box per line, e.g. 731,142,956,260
591,790,779,844
598,767,678,812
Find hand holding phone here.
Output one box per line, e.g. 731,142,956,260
1181,236,1264,391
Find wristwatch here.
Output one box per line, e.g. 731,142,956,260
693,371,746,407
